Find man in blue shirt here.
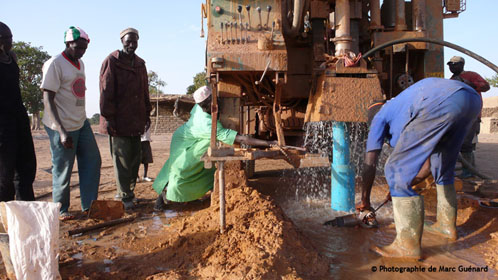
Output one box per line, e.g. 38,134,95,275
356,78,481,259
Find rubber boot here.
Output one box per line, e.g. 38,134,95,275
424,184,458,241
460,152,474,178
372,196,424,260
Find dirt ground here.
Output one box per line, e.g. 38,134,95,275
0,129,497,279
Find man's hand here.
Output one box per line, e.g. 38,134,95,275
60,131,74,149
385,192,392,202
355,201,372,212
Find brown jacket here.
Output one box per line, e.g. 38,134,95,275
99,50,152,136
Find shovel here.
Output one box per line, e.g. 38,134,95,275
87,200,125,221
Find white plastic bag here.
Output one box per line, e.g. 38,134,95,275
0,201,61,280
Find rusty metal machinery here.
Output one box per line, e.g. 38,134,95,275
200,0,467,232
202,0,462,160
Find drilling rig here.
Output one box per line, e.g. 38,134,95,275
202,0,465,157
201,0,467,222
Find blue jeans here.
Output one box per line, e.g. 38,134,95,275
45,120,101,213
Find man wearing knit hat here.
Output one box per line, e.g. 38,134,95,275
100,27,151,210
447,56,490,178
41,26,101,220
152,86,276,210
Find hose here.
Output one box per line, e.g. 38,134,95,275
458,153,492,180
363,37,497,180
363,37,498,74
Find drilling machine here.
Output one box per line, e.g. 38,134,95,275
201,0,466,167
200,0,467,228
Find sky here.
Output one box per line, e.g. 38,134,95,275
2,0,497,117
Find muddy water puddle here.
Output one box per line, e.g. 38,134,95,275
250,168,496,279
61,208,190,273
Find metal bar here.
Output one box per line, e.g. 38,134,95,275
273,74,286,146
389,49,393,99
219,161,225,233
412,0,426,31
394,0,407,31
369,0,382,29
210,75,219,151
334,0,352,56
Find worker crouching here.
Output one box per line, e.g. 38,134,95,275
357,78,482,259
152,86,276,210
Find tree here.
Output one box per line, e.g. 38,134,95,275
12,41,51,130
186,71,207,95
486,74,498,88
89,113,100,125
148,70,166,96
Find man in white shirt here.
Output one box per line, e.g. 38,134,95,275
41,26,101,220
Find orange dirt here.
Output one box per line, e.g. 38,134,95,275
1,129,497,279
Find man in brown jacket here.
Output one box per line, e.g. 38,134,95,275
100,28,152,209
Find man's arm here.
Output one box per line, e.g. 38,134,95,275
356,150,381,211
99,57,117,135
461,71,490,92
143,66,152,131
43,90,73,149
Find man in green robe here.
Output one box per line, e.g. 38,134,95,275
153,86,275,209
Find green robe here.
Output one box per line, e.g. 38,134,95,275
152,104,237,202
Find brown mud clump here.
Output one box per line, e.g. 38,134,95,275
54,160,328,279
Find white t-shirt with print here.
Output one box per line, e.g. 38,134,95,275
41,53,87,132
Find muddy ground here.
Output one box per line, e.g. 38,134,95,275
1,129,497,279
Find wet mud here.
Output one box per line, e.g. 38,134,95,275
0,130,497,279
250,162,498,279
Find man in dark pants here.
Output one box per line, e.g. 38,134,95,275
356,78,481,259
0,22,36,202
447,56,490,178
100,28,152,210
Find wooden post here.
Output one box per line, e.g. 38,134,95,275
218,161,226,233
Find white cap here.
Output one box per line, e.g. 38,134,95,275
193,86,212,103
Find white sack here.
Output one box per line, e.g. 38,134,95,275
1,201,61,280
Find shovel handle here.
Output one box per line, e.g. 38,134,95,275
374,197,390,213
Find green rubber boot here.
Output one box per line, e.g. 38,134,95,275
424,184,458,241
372,196,424,260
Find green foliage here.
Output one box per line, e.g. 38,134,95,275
186,71,207,95
88,113,100,125
12,41,50,114
148,70,166,96
486,74,498,88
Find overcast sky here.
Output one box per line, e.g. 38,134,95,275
2,0,497,117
